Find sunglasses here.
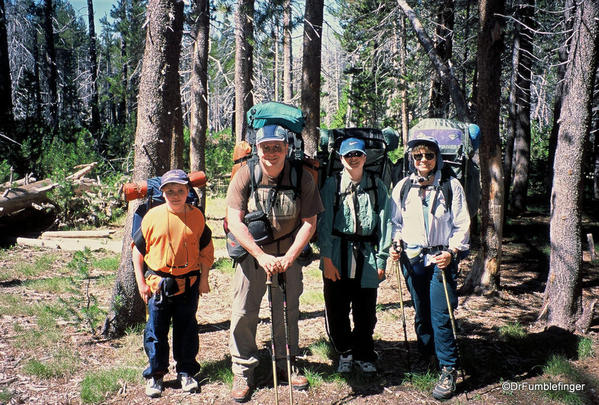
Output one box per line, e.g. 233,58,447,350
413,152,436,161
344,151,365,158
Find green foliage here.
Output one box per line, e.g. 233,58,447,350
23,348,80,379
0,388,12,402
308,338,335,362
577,337,594,359
304,367,325,388
56,249,107,334
300,290,325,306
206,129,235,178
92,255,120,272
543,354,579,379
80,367,140,404
13,304,64,350
200,357,234,385
408,370,438,392
0,159,11,183
0,253,58,281
213,257,235,274
499,322,528,340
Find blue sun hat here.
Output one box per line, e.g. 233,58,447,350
339,137,366,156
160,169,190,190
256,125,288,144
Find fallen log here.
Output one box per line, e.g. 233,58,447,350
40,230,116,239
0,163,99,217
14,237,122,253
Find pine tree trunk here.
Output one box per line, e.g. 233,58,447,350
283,0,293,103
428,0,453,118
547,0,575,195
103,0,184,339
503,29,518,214
544,0,599,331
397,0,469,122
189,0,209,209
43,0,58,128
234,0,254,142
510,0,534,214
301,0,324,157
87,0,100,137
462,0,505,294
0,0,13,130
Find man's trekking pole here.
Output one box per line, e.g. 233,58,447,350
393,259,411,372
266,276,279,405
278,273,294,405
440,267,467,389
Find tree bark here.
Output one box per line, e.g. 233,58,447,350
87,0,100,137
428,0,454,118
189,0,210,209
234,0,254,142
462,0,505,294
547,0,574,195
43,0,58,128
283,0,293,103
0,0,13,130
543,0,599,332
399,14,408,145
510,0,534,214
397,0,469,122
301,0,324,157
102,0,184,339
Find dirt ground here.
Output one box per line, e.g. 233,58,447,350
1,211,599,405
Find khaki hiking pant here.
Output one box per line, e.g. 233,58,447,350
229,256,303,378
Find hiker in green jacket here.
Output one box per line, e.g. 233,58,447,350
317,137,392,374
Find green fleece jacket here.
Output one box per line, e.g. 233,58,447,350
317,171,391,288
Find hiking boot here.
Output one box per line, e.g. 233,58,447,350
231,375,252,403
337,353,353,373
145,376,163,398
432,366,457,400
277,366,309,391
178,372,198,393
355,360,377,373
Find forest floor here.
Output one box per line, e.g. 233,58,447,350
1,202,599,405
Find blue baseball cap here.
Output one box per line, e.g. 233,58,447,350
256,125,288,144
160,169,190,189
339,137,366,156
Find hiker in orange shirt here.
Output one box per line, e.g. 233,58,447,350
132,169,214,398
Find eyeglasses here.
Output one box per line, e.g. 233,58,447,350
260,144,284,154
344,151,365,158
413,152,436,161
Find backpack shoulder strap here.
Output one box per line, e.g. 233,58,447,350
248,157,263,211
399,177,414,211
431,169,453,214
333,171,342,212
288,157,303,199
440,168,453,211
366,172,379,213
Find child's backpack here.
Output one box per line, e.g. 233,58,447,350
399,118,481,217
317,127,399,213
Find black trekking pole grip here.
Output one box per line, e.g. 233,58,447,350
266,276,279,405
